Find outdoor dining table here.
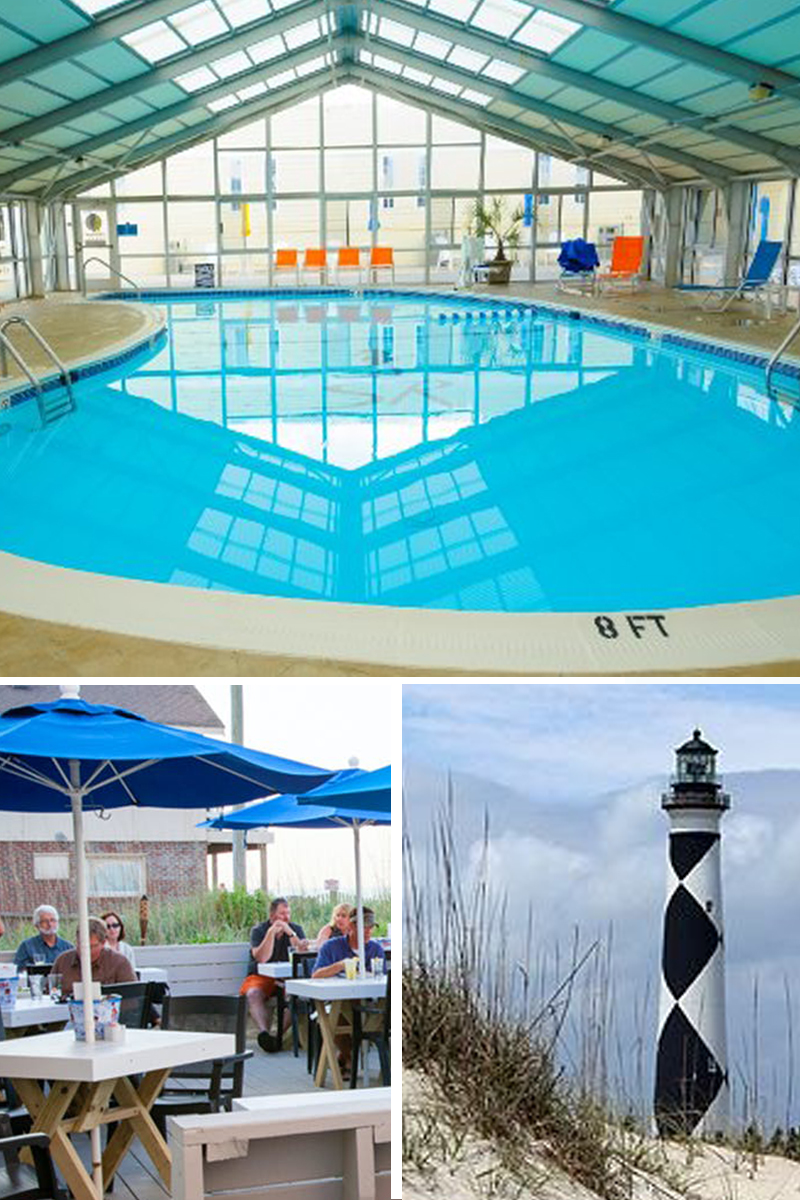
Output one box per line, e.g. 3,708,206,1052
136,967,168,984
1,996,70,1029
285,976,388,1091
0,1025,235,1200
256,962,292,979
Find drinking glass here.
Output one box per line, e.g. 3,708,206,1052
30,975,43,1001
47,974,62,1002
371,956,385,977
344,957,358,981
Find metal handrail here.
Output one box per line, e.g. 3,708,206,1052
765,310,800,405
82,256,141,296
0,316,75,424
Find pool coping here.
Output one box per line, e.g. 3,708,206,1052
2,285,800,675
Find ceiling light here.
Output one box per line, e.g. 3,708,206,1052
748,81,775,101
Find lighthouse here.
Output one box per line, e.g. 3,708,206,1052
654,729,730,1137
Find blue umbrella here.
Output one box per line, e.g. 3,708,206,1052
296,764,391,815
203,768,391,969
0,686,335,1196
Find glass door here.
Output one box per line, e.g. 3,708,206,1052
73,200,117,292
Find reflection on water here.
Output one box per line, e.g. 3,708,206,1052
0,295,798,613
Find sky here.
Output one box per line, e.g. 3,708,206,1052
197,681,394,896
403,682,800,1129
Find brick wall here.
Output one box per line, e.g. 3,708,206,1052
0,840,207,918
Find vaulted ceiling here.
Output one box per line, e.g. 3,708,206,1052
1,0,800,199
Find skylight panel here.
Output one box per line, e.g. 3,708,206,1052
267,68,297,87
296,55,327,76
482,58,525,84
211,50,252,77
359,49,373,64
123,21,187,63
414,32,452,57
174,66,217,91
513,9,581,52
404,66,433,85
271,0,304,10
377,18,416,47
447,46,489,71
431,76,461,95
208,93,239,111
169,2,229,45
373,55,402,75
237,80,268,99
284,19,322,48
470,0,529,37
217,0,271,26
248,35,284,61
429,0,478,20
69,0,125,13
461,88,491,106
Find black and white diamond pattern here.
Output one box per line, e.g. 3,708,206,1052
655,828,729,1136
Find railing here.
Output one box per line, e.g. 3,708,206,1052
82,256,141,296
0,316,76,426
765,311,800,406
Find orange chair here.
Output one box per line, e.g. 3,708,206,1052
336,247,361,283
595,236,644,293
303,248,327,282
274,248,299,284
369,247,395,283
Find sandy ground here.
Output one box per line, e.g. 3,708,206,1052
404,1071,800,1200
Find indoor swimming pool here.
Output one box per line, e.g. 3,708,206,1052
1,290,798,616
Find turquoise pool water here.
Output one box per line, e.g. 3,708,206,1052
1,291,798,613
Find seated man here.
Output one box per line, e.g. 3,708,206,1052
240,897,306,1053
52,916,136,996
312,907,386,1079
14,904,73,968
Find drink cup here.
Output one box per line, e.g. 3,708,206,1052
344,957,358,981
30,975,43,1001
371,956,385,977
47,974,62,1002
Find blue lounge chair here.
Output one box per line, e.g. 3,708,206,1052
680,239,783,312
557,238,600,293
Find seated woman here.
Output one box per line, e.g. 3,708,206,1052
100,910,137,968
315,902,350,948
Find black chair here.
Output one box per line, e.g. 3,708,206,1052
287,952,318,1069
21,969,51,979
151,995,251,1136
0,1114,60,1200
101,982,153,1029
350,968,390,1088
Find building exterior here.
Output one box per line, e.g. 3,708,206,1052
0,685,240,916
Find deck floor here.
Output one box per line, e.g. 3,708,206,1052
69,1033,387,1198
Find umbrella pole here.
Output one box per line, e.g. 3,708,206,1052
354,823,365,976
71,764,104,1200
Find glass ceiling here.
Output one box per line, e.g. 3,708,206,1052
365,12,527,88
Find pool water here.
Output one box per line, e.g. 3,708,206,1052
0,291,798,614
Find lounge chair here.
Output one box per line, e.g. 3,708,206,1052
557,238,599,294
336,247,361,284
678,239,783,313
302,248,327,284
369,247,395,284
595,235,644,294
274,248,299,285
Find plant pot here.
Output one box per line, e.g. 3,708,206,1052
485,260,512,285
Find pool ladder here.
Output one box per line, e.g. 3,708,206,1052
765,311,800,407
0,316,76,427
82,257,141,297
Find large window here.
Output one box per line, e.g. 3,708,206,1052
75,83,646,286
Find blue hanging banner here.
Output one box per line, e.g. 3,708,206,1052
523,194,533,227
116,223,138,237
368,200,380,232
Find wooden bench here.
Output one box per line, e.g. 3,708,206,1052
170,1088,391,1200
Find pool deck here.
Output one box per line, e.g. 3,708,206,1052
0,283,798,678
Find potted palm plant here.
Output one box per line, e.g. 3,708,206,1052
469,196,524,284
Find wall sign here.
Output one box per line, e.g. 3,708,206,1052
194,262,216,288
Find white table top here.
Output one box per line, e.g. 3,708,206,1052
0,1027,236,1083
257,962,292,979
2,998,70,1029
137,967,168,983
234,1088,391,1117
285,977,387,1002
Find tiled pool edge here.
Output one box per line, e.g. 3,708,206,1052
1,549,800,674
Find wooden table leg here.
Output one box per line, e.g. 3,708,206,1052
13,1077,98,1200
314,1000,344,1089
104,1068,171,1189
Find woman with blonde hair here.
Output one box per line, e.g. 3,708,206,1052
315,902,351,948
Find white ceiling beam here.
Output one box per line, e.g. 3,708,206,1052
0,0,325,146
368,0,800,173
363,38,734,184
